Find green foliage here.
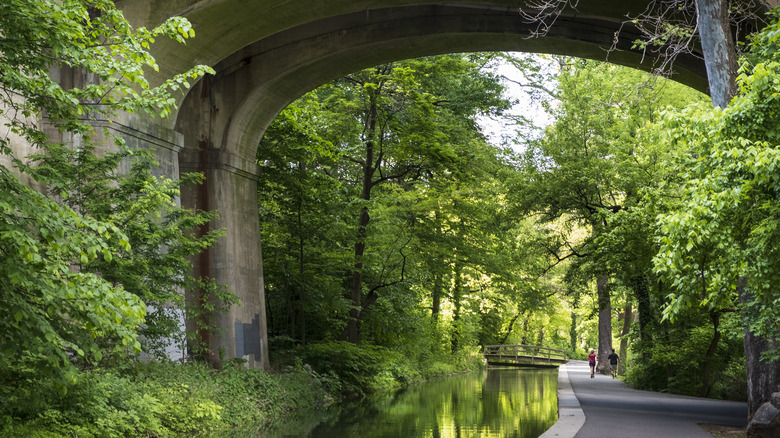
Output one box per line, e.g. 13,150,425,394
0,0,214,383
21,142,233,358
0,169,144,385
295,341,422,396
258,96,352,342
500,54,758,399
652,10,780,359
510,58,707,280
292,340,485,398
0,361,331,437
623,312,746,399
258,53,540,357
0,0,212,146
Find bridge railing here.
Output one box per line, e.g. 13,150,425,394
483,344,567,364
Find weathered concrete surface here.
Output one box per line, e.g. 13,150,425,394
96,0,777,368
178,150,268,369
119,0,723,126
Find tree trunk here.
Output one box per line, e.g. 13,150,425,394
298,199,306,345
500,310,524,345
431,271,443,325
286,284,296,340
743,330,780,418
632,275,653,355
695,0,738,109
701,311,721,398
431,212,444,325
343,89,379,343
344,185,371,343
596,276,613,375
619,304,632,376
665,329,674,391
740,284,780,418
521,318,530,345
570,310,578,354
450,261,463,353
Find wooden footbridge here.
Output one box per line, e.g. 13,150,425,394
483,344,567,368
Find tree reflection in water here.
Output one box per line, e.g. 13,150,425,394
259,368,557,438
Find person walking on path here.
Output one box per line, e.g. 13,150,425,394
588,349,596,378
608,348,620,378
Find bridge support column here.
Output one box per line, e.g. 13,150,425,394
179,146,269,370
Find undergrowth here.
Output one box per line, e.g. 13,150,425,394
0,360,328,437
0,342,481,436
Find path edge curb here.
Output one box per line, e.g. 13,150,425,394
539,363,586,438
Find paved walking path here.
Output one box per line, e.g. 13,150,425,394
540,360,748,438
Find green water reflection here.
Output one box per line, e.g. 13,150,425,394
260,368,558,438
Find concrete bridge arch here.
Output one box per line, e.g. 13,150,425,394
111,0,773,369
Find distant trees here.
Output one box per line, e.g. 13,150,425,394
258,44,772,405
509,58,708,374
258,54,569,359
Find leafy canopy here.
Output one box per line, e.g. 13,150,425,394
653,10,780,358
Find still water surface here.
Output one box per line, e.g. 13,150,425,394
259,367,558,438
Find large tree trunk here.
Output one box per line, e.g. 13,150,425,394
430,212,444,326
596,276,613,375
287,199,305,342
695,0,738,108
297,201,306,345
431,271,443,324
696,0,779,419
569,310,578,353
344,205,369,342
740,285,780,419
287,291,296,340
743,331,780,416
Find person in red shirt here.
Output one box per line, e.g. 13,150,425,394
588,349,597,378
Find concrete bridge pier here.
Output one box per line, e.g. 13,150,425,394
100,109,269,369
177,147,269,369
176,76,269,370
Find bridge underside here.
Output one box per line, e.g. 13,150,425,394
103,0,774,369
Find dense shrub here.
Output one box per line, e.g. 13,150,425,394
290,341,484,397
623,313,746,400
295,341,421,396
0,360,329,437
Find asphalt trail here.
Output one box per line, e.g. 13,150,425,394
564,360,747,438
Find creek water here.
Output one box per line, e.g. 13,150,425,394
258,367,558,438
